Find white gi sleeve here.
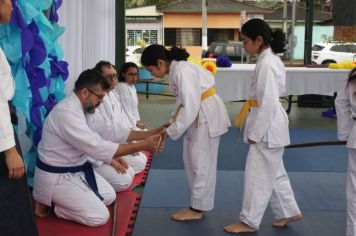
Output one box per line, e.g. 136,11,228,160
56,109,118,164
166,64,201,140
248,64,280,142
0,49,15,152
335,87,353,141
119,85,138,124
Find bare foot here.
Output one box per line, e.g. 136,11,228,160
171,208,203,221
224,222,256,233
136,122,146,130
273,214,302,227
35,201,51,217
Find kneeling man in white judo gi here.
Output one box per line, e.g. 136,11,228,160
33,69,162,226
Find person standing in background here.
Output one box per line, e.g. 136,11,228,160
0,0,39,234
335,68,356,236
224,18,301,234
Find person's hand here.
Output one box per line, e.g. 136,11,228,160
111,158,128,174
161,122,171,128
144,133,165,154
248,138,256,144
159,129,170,142
4,146,25,179
151,122,171,135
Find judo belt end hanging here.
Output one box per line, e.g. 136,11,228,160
234,99,259,128
235,99,259,142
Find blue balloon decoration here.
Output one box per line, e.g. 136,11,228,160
0,0,68,185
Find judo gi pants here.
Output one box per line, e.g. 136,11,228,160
51,171,116,226
121,152,147,174
347,149,356,236
240,142,301,230
0,132,38,236
182,120,220,211
94,163,135,192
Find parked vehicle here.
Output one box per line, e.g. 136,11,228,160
202,41,248,63
311,42,356,65
126,46,145,66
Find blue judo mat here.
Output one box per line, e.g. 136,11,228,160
134,170,347,236
133,208,345,236
133,128,348,236
151,128,348,172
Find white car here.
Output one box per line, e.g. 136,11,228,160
312,42,356,65
126,46,145,66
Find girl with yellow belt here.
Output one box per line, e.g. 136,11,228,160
141,44,231,220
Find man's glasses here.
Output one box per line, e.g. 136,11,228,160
86,88,105,100
105,74,118,81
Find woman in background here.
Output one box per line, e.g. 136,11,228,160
116,62,146,130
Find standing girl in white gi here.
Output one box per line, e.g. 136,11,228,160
224,18,301,233
335,68,356,236
141,44,230,221
116,62,146,130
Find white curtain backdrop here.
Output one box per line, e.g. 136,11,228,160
58,0,116,94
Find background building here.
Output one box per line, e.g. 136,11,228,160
159,0,270,58
126,6,163,46
332,0,356,42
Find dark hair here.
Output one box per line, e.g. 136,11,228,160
74,69,110,92
118,62,139,82
347,67,356,85
241,18,286,54
94,60,113,74
141,44,190,66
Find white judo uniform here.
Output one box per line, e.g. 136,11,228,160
0,48,15,152
33,93,117,226
85,90,147,192
240,48,301,229
115,82,141,128
0,47,39,236
335,79,356,236
166,60,230,211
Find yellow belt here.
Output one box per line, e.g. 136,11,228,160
172,87,216,125
201,87,216,100
234,99,259,128
172,104,184,123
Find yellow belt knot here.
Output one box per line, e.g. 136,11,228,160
172,87,216,127
234,99,259,128
201,87,216,100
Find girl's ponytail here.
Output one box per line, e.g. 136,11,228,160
241,18,286,54
169,46,190,61
270,29,286,54
141,44,189,66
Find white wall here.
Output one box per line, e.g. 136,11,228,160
58,0,116,94
293,25,334,60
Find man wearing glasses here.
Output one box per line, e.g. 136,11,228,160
83,61,156,192
33,69,164,226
